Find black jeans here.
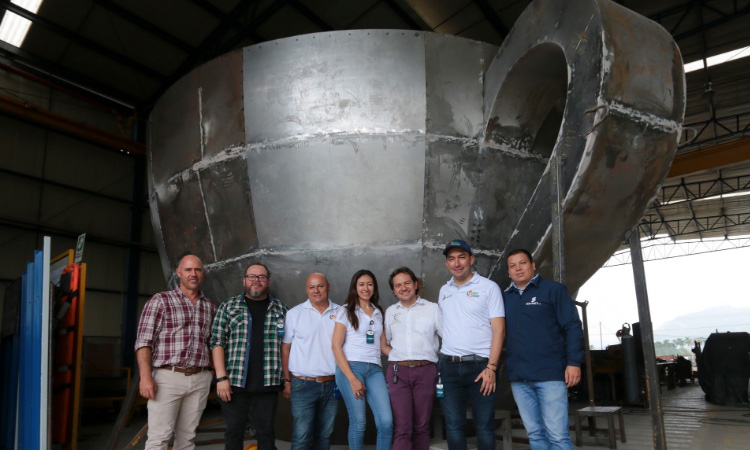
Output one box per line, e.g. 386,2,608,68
218,386,279,450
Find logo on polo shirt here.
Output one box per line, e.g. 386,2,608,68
526,296,541,306
466,290,480,297
330,314,336,320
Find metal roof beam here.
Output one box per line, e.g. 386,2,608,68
188,0,264,42
380,0,427,30
672,4,750,41
218,0,289,54
289,0,333,31
0,167,145,207
90,0,205,59
146,0,266,109
0,40,140,108
668,137,750,178
0,92,145,154
0,0,166,82
473,0,509,38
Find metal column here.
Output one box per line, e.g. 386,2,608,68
122,154,146,369
628,226,667,450
551,154,566,284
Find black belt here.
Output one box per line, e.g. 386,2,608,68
441,354,488,362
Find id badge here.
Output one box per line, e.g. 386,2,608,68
276,314,285,338
366,319,375,344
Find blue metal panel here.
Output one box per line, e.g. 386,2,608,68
18,266,33,449
30,250,43,450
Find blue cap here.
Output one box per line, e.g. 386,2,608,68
443,239,472,256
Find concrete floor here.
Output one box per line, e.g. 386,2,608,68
79,383,750,449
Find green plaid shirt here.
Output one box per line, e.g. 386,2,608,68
210,294,288,387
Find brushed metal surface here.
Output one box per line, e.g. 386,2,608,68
148,0,685,306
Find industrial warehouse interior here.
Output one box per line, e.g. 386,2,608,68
1,0,749,449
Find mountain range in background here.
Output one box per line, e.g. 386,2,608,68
654,305,750,341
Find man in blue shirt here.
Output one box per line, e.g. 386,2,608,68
503,249,584,450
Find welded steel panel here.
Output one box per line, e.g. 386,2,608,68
485,0,685,290
148,0,685,301
423,139,546,251
243,30,427,143
153,172,213,265
149,72,201,186
198,50,245,158
425,34,496,137
246,136,425,249
202,246,422,309
199,157,258,260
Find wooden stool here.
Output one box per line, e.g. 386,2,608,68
494,409,513,450
574,406,626,449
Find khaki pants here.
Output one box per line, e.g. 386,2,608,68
145,368,213,450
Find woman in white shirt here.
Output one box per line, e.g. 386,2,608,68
332,269,393,450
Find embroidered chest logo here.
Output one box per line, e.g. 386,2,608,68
526,296,541,306
466,290,480,297
330,314,336,320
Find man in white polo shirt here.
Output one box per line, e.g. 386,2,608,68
438,239,506,450
281,273,341,450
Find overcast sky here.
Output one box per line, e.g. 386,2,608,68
577,244,750,349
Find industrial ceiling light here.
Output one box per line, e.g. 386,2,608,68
0,0,44,47
684,46,750,73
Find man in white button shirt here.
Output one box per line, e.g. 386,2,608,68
438,239,505,450
281,273,341,450
382,267,443,450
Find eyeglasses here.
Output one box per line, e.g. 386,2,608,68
244,274,268,282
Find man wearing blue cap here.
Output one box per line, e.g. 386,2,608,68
438,239,505,450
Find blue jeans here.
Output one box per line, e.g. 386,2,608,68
290,378,339,450
438,358,497,450
335,362,393,450
511,381,573,450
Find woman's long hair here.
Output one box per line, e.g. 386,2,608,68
345,269,383,331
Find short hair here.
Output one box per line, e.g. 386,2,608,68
388,266,420,295
507,249,533,264
244,261,271,278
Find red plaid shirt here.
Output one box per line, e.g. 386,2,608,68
135,288,217,368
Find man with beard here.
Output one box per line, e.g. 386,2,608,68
135,254,217,450
211,262,289,450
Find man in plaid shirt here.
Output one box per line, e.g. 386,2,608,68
211,262,289,450
135,254,217,450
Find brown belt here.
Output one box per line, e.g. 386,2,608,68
292,374,336,383
160,365,209,375
393,360,433,368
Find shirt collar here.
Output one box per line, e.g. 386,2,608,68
448,272,479,288
174,287,206,301
394,296,424,309
355,303,382,317
507,273,541,292
304,299,337,313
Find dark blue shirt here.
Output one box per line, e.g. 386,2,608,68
504,275,584,382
